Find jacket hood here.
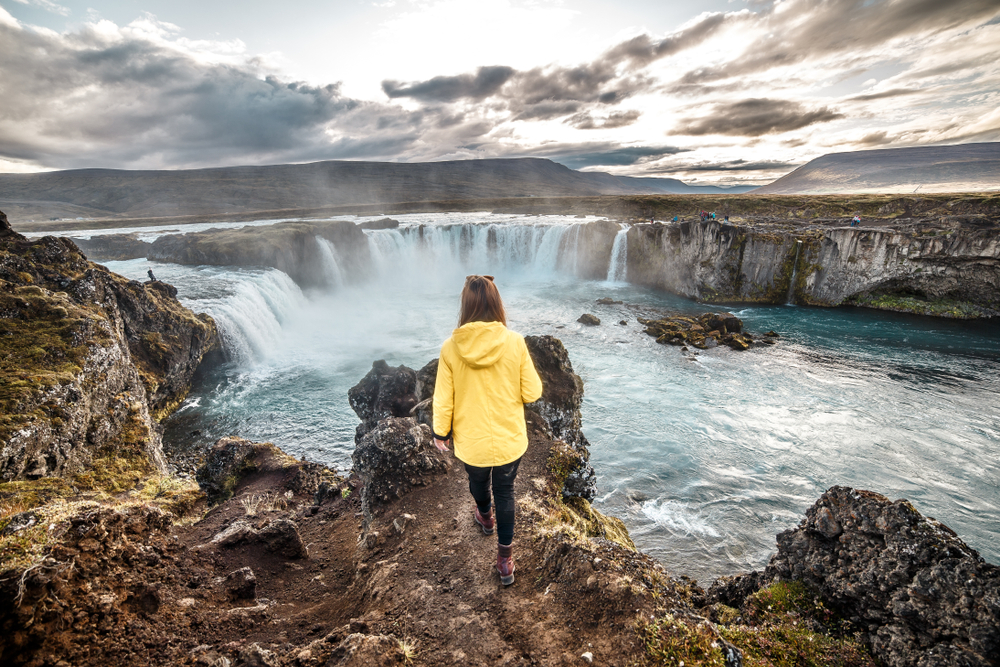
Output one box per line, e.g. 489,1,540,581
451,321,508,369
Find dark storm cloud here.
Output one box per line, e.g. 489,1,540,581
677,0,1000,85
382,66,515,102
0,20,446,168
676,99,843,136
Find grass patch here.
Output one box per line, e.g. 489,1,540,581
639,614,728,666
716,582,876,667
848,293,989,319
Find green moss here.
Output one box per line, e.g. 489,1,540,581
543,444,635,550
639,614,727,666
848,293,988,319
716,582,876,667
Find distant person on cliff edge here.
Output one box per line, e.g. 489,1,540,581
147,268,157,281
432,275,543,586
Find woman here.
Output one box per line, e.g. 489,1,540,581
432,275,543,585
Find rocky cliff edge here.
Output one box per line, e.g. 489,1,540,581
0,208,219,482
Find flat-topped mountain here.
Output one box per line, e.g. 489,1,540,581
0,158,752,221
756,142,1000,195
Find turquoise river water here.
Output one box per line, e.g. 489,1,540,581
84,212,1000,586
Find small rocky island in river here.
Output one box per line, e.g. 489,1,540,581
1,206,998,666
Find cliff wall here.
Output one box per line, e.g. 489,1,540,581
0,210,219,481
625,218,1000,316
147,219,370,289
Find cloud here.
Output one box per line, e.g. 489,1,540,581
540,145,689,169
676,0,1000,85
382,66,515,102
11,0,70,17
0,17,440,168
848,88,922,102
380,10,738,121
565,110,641,130
650,159,799,173
675,99,844,136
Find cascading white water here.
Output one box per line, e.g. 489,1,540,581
363,222,575,277
786,240,802,305
315,237,346,288
607,227,628,282
198,270,306,365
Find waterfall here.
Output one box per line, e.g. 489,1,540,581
607,227,628,282
206,270,306,365
363,222,575,277
786,240,802,305
315,237,346,288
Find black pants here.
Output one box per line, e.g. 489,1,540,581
464,457,521,546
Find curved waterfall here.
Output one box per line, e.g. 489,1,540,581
195,269,306,365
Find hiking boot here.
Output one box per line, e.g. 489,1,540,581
496,542,515,585
474,506,495,534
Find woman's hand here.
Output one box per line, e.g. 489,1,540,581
433,437,450,452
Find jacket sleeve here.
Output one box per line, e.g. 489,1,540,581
519,337,543,404
432,347,455,439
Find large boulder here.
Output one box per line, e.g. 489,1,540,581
524,335,596,501
348,360,418,443
712,486,1000,667
196,436,342,505
351,417,448,526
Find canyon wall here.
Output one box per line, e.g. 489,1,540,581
623,218,1000,315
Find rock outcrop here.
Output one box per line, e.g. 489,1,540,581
709,486,1000,667
351,416,448,527
523,335,597,501
147,219,370,289
0,210,219,481
71,233,152,261
347,360,418,443
625,218,1000,316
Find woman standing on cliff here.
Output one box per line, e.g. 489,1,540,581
432,275,543,586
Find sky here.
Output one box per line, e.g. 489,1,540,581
0,0,998,185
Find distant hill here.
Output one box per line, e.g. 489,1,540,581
0,158,753,221
756,142,1000,195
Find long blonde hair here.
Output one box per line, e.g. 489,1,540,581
458,275,507,326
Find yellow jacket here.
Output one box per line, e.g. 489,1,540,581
433,321,543,467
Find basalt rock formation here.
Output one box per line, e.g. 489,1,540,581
0,210,218,481
708,486,1000,667
625,217,1000,317
147,219,370,289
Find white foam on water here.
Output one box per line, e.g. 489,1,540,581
641,498,722,538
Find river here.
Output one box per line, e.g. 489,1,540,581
91,212,999,585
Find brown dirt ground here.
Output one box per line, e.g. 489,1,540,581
3,413,699,667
